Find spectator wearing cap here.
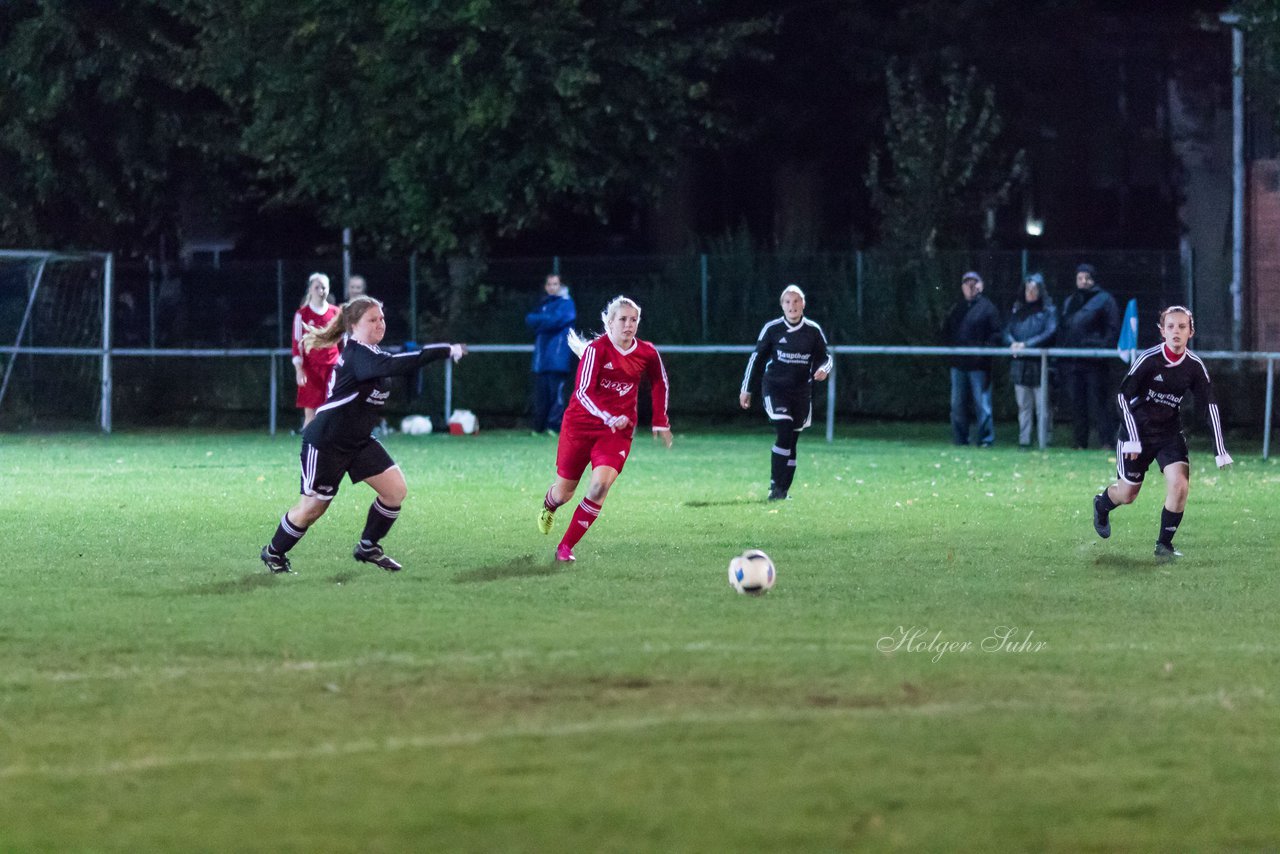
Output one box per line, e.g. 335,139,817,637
1004,272,1058,448
944,271,1002,446
1059,263,1120,449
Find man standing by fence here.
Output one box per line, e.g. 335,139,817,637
1059,263,1120,449
525,273,577,435
944,271,1002,447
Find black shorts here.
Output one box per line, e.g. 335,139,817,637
1115,430,1188,485
299,440,396,501
762,382,813,430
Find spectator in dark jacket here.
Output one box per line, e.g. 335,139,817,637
1005,272,1058,448
525,274,577,434
944,271,1002,446
1059,263,1120,449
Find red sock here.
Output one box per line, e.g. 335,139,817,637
559,498,602,550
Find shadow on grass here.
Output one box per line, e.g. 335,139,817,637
683,498,762,509
453,554,563,584
1092,554,1165,573
328,570,359,585
185,573,284,595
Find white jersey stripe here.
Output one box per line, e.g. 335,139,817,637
574,346,614,425
315,391,358,415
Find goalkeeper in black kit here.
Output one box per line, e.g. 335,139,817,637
740,284,833,501
1092,306,1232,561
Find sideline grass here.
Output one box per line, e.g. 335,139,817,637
1,426,1278,851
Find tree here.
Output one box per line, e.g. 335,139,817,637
0,0,232,252
185,0,768,259
1233,1,1280,138
865,62,1025,255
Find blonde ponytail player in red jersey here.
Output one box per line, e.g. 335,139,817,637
536,296,673,562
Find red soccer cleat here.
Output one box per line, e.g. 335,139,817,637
555,544,575,562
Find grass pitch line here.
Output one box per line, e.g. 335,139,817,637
7,638,1280,686
0,701,1034,780
1,641,854,685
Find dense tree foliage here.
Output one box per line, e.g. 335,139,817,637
0,0,231,251
866,63,1024,253
183,0,767,257
1234,0,1280,138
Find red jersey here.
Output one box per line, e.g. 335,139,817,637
293,303,342,368
563,335,670,434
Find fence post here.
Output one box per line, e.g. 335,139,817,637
1038,351,1050,449
444,358,453,427
855,250,864,328
101,253,113,434
1180,237,1195,317
826,357,836,443
147,255,158,349
700,253,709,342
269,353,278,437
410,252,418,344
1265,356,1275,460
276,260,285,349
552,256,560,276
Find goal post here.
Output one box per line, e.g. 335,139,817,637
0,249,113,431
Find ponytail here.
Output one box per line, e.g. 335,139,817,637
302,296,381,352
567,328,588,357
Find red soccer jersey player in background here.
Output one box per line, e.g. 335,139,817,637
292,272,342,426
537,295,673,562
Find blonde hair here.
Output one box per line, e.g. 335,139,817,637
302,297,381,352
1159,305,1195,334
300,272,331,308
567,295,642,357
780,284,806,302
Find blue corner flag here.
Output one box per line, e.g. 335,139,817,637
1117,299,1139,363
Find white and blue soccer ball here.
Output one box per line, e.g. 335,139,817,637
728,549,776,595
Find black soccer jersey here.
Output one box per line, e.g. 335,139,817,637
1117,344,1229,462
741,316,833,395
303,341,452,454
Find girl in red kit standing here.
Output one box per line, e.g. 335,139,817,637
292,272,342,427
537,295,673,562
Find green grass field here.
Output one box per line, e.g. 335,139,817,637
2,425,1278,851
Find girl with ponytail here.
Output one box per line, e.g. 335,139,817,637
261,297,468,574
536,296,673,562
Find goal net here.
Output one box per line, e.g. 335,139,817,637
0,250,110,430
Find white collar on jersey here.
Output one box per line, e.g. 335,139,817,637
605,334,638,355
783,316,806,332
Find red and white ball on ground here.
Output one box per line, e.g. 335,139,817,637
728,549,776,595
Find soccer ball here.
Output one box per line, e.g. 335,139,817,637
399,415,433,435
728,549,776,595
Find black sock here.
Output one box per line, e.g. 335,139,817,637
770,446,789,491
269,513,307,555
781,444,800,492
1098,490,1118,512
1158,507,1184,546
361,498,400,545
772,424,798,492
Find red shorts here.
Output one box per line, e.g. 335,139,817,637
296,361,335,408
555,424,634,481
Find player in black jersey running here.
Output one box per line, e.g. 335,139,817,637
1091,306,1232,561
260,297,467,573
740,284,833,501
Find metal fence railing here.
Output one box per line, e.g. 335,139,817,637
5,343,1274,459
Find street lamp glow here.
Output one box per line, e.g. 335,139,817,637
1025,217,1044,237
